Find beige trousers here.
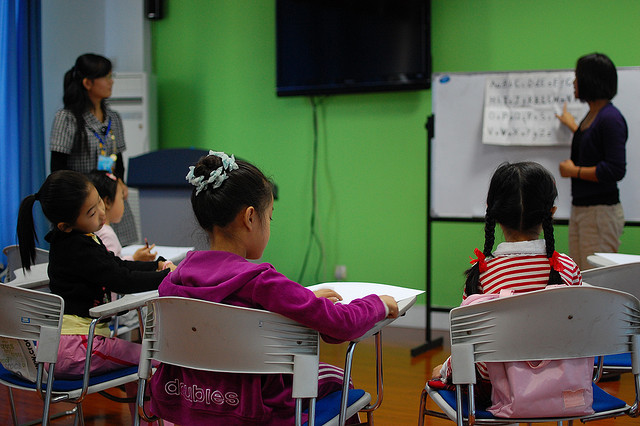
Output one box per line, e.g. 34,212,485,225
568,203,624,270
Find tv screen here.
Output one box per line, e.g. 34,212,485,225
276,0,431,97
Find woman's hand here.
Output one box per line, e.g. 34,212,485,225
378,295,399,318
133,244,157,261
555,102,578,133
559,159,577,178
313,289,343,304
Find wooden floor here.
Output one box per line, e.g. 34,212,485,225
1,327,637,425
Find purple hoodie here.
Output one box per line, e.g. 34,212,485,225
149,250,386,425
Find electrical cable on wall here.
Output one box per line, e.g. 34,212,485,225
298,96,325,283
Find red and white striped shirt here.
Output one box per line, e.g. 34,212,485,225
468,244,581,299
442,240,582,381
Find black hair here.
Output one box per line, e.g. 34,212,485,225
575,53,617,102
87,170,118,203
62,53,112,154
464,162,563,295
17,170,91,269
189,153,274,233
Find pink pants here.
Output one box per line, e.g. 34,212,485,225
53,334,170,425
54,334,141,378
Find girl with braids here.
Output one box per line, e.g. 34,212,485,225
148,151,399,425
431,162,582,401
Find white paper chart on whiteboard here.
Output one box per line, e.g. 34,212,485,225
431,68,640,221
482,71,587,146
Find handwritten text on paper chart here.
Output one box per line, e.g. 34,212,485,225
482,72,587,146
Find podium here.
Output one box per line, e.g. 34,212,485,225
127,148,209,248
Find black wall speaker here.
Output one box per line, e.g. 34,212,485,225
145,0,164,20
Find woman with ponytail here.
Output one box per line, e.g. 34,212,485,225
432,162,582,402
50,53,137,245
50,53,124,176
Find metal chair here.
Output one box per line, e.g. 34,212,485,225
136,296,374,426
582,262,640,376
0,283,142,426
418,286,640,426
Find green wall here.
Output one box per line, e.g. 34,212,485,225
151,0,640,308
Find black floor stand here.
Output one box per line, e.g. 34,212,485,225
411,114,444,357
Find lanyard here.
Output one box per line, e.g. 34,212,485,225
93,119,113,156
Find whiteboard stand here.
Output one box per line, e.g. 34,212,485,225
411,114,444,357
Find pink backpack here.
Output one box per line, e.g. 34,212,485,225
463,289,594,418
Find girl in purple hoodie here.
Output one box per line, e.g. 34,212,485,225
148,151,398,425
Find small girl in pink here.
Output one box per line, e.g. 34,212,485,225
432,162,582,403
88,170,156,261
147,151,399,425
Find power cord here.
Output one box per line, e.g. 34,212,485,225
298,96,326,283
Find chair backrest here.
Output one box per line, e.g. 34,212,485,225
449,286,640,384
0,283,63,364
140,297,320,398
3,245,49,282
581,262,640,299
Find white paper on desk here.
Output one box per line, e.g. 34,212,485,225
305,282,424,305
121,245,193,263
594,252,640,265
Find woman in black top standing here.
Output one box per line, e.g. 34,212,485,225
557,53,627,269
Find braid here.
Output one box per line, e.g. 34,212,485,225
483,216,496,257
542,215,563,285
464,215,496,296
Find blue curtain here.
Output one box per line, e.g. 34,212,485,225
0,0,45,267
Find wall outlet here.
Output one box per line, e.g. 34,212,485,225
334,265,347,281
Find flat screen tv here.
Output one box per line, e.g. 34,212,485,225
276,0,431,97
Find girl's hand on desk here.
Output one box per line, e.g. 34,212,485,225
133,244,157,261
158,260,176,272
313,289,343,304
379,295,399,318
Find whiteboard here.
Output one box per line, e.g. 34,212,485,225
431,68,640,221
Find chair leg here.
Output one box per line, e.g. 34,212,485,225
418,388,428,426
365,410,374,425
8,386,19,426
339,341,358,426
73,403,85,426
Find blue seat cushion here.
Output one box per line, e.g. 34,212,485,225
433,387,495,419
0,363,138,392
303,389,366,426
431,383,626,420
591,383,627,412
594,353,632,368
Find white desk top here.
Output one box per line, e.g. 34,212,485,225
306,281,423,341
89,290,159,318
90,281,422,340
587,252,640,268
6,263,49,289
121,245,192,264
